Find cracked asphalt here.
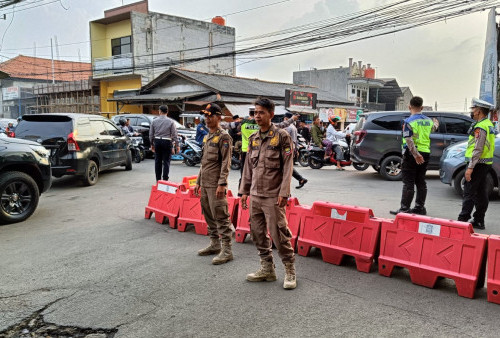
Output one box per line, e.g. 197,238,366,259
1,160,499,337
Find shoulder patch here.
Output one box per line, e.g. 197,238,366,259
284,146,292,156
222,139,230,148
475,128,481,138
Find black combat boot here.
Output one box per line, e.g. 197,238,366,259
390,189,414,215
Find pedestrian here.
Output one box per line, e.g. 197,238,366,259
149,105,179,182
311,116,324,147
196,116,209,147
125,118,134,133
324,116,349,170
390,96,433,215
298,121,311,143
239,97,297,290
457,98,496,229
194,103,234,264
228,115,242,144
284,112,308,189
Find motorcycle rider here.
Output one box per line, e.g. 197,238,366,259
323,116,349,170
284,113,308,189
118,118,138,137
196,116,209,147
311,116,324,148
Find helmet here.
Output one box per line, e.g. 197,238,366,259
17,117,22,122
118,118,127,126
328,115,340,124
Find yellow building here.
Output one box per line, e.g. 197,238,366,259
89,2,147,116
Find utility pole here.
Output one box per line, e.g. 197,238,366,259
435,101,437,111
54,35,60,60
50,38,55,84
464,98,467,112
33,42,36,58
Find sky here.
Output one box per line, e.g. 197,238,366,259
0,0,495,111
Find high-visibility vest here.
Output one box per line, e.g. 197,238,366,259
465,118,495,164
241,119,260,152
402,114,433,153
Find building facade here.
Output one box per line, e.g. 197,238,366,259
90,0,236,115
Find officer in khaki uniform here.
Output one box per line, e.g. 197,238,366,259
194,103,234,265
239,97,297,289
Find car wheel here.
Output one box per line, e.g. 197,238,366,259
353,162,369,171
308,157,323,169
454,169,495,198
0,171,40,224
82,160,99,186
298,152,309,167
125,150,133,171
379,156,403,181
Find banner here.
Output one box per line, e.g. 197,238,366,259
479,8,497,107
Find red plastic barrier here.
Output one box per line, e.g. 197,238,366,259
177,187,207,235
145,181,185,228
177,188,240,236
286,197,310,250
488,235,500,304
378,213,488,298
297,201,382,273
235,197,308,250
235,197,251,243
181,175,198,189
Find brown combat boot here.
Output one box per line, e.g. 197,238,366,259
283,262,297,289
212,242,233,265
246,260,277,282
198,238,221,256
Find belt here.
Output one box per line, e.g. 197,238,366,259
155,137,172,140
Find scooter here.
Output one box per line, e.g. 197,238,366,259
297,134,310,167
308,139,352,169
181,138,202,166
130,136,145,163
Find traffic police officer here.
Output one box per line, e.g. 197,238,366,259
457,98,496,229
149,105,179,182
239,97,297,289
391,96,433,215
194,103,234,264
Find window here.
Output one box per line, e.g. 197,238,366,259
77,118,92,136
372,114,408,130
91,120,107,136
137,117,149,127
443,117,472,135
104,121,122,136
111,36,131,56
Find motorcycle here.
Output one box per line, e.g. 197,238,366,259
296,135,310,167
181,138,202,166
308,139,352,169
129,136,145,163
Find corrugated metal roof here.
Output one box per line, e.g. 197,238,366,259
144,68,353,105
107,91,211,103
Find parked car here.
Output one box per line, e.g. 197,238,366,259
0,137,51,224
350,111,474,180
15,113,132,186
111,114,196,141
439,134,500,197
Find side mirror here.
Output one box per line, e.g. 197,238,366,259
140,122,150,128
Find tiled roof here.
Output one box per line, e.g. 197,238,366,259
144,68,353,105
0,55,91,82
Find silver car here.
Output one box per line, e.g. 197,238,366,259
439,134,500,197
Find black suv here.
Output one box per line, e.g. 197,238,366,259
351,111,474,180
0,137,51,224
15,114,132,186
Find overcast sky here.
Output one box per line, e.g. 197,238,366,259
0,0,494,111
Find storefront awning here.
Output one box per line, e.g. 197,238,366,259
286,107,318,114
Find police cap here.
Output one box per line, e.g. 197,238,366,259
470,98,494,110
200,103,222,116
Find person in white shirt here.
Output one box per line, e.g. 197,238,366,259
324,115,349,170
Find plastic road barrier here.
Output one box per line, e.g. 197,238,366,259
286,197,310,250
378,213,488,298
235,196,251,243
145,181,185,228
181,175,198,189
488,235,500,304
297,201,382,273
177,186,207,235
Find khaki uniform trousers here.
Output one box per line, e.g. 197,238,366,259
200,186,232,243
249,195,295,263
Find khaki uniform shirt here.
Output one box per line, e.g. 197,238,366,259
196,128,232,188
239,124,294,198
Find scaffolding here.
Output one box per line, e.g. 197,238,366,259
33,79,100,114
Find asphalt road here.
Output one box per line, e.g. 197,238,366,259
1,160,499,337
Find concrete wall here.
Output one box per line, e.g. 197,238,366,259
131,12,235,84
90,20,132,59
150,75,207,94
100,76,143,114
293,68,349,99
